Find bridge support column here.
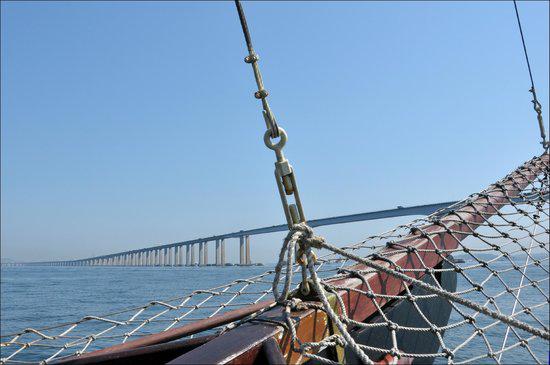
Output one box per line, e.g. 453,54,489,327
221,239,226,266
215,240,220,266
239,236,245,265
245,235,251,265
191,244,195,265
186,245,190,266
174,246,179,266
199,243,204,266
179,245,184,266
204,242,208,266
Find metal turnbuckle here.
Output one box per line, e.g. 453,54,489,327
263,128,306,228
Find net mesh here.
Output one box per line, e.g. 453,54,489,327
1,153,548,364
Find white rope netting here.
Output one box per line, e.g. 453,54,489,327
1,153,548,364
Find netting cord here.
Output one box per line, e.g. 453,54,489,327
273,214,549,363
311,234,550,341
497,223,538,362
513,0,548,150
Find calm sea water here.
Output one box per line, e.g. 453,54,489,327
1,258,548,364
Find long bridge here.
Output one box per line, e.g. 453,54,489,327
11,201,457,267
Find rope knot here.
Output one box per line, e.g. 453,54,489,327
272,223,323,303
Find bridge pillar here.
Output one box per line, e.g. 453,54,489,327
221,239,226,266
191,244,196,265
239,236,245,265
178,245,184,266
185,245,190,266
199,243,204,266
245,235,251,265
215,240,220,266
174,246,179,266
204,242,208,265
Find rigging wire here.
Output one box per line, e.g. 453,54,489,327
513,0,548,150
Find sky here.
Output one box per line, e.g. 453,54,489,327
1,1,549,264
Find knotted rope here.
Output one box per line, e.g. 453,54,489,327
272,223,374,364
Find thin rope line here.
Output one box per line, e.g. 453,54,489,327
513,0,536,90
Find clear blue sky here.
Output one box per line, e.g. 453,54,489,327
1,1,548,263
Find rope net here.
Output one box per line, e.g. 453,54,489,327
1,153,548,364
